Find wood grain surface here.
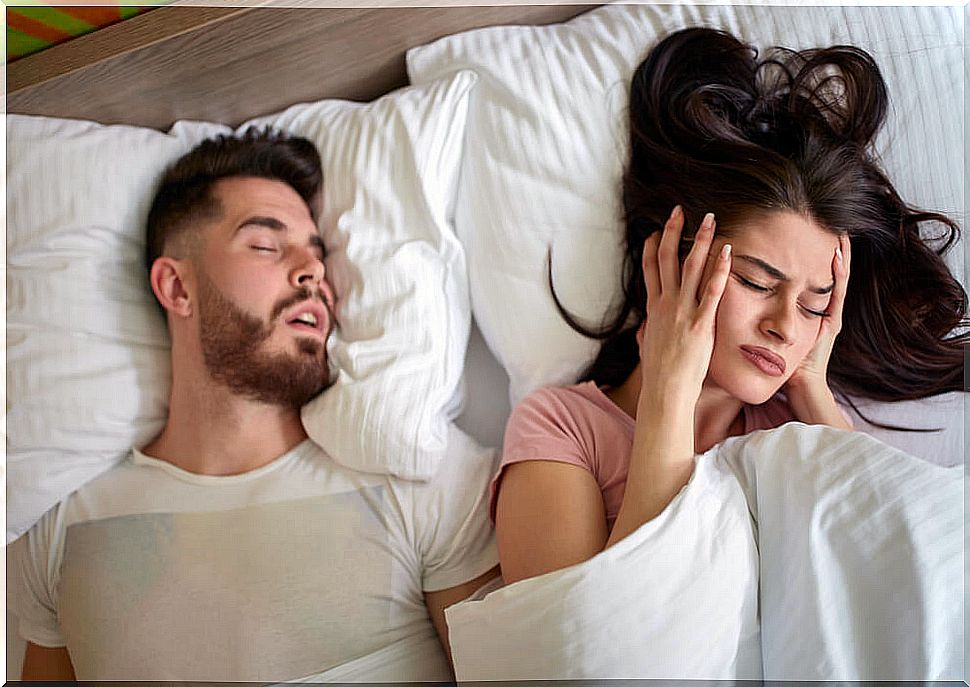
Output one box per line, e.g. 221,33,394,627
8,4,598,129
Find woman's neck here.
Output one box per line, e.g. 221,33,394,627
693,382,746,453
604,363,745,454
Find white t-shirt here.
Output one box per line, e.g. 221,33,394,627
10,427,498,682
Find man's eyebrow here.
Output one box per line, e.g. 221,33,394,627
239,216,326,256
309,234,326,256
735,254,833,294
239,216,287,232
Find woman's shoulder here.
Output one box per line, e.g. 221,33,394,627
506,381,634,456
512,381,621,426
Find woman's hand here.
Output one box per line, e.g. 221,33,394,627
637,205,733,415
606,205,732,546
785,234,853,429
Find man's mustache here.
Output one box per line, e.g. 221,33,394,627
271,289,334,326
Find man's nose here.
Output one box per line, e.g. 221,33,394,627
291,251,325,289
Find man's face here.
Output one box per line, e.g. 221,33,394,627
193,176,336,408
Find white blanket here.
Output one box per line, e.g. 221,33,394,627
446,423,963,681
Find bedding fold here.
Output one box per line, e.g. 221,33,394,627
719,423,964,681
446,423,963,681
446,454,763,680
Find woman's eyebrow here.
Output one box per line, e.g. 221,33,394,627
735,254,834,294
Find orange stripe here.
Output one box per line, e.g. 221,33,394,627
56,7,124,28
6,10,75,44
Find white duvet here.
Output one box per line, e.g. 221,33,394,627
446,423,963,681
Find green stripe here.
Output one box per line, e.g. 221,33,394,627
11,7,96,36
119,6,142,20
7,26,52,57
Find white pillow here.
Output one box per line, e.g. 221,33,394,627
407,5,965,463
5,70,476,543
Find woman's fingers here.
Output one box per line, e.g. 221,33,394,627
657,205,684,292
697,242,732,323
828,234,851,330
680,212,716,299
644,206,721,317
841,232,852,276
642,231,662,304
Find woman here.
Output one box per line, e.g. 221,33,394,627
493,28,968,584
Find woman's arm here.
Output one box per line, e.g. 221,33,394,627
607,208,731,546
605,395,696,547
496,461,608,584
496,207,732,581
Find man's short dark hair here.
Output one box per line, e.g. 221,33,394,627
145,128,323,271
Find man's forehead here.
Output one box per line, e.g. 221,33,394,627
212,176,307,210
207,177,320,246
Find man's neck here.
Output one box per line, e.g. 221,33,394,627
142,378,308,476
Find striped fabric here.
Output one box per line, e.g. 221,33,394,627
7,5,159,62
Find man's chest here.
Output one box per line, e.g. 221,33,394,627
56,491,429,680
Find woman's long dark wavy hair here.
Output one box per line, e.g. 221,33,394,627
554,27,967,420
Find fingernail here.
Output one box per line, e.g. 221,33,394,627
721,243,732,259
703,212,715,229
836,247,843,263
670,205,682,220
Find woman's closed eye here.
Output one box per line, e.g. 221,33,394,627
735,274,770,293
800,303,829,318
736,273,829,317
251,244,277,253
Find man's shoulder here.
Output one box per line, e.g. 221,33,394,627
381,426,498,499
17,452,140,550
63,450,141,504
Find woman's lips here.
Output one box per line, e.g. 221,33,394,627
739,346,786,377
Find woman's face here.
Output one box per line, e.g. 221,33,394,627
703,211,841,405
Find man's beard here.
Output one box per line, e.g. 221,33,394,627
197,273,334,408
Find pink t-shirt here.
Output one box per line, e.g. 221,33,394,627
490,381,802,530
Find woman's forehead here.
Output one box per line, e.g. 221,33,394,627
726,211,838,283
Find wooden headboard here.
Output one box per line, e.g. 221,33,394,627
7,4,599,130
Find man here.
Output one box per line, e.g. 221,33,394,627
11,130,498,681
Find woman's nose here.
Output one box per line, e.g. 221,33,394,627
760,301,797,344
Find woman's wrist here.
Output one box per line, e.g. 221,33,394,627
610,395,696,547
636,396,696,431
786,378,851,430
636,375,700,419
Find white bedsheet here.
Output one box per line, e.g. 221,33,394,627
446,424,964,681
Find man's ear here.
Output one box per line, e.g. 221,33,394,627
150,257,193,318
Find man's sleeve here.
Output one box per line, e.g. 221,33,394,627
9,506,69,648
412,426,500,593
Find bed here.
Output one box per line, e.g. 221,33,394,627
6,2,966,681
